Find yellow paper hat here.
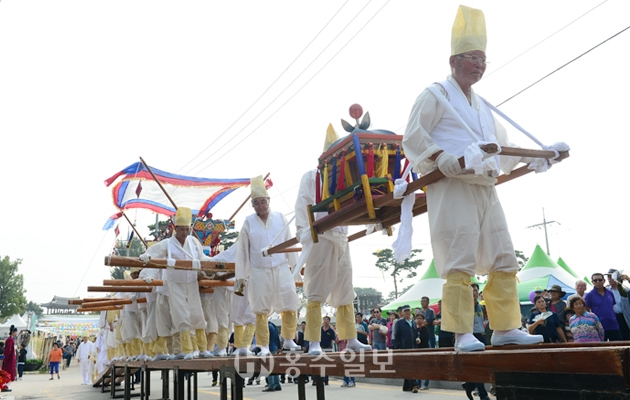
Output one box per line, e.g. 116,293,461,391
174,207,192,226
123,270,132,280
451,5,487,55
323,123,339,152
250,175,269,199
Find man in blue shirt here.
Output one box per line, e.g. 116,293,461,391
585,272,622,341
313,317,335,385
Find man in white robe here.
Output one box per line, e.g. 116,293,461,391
139,207,212,360
401,5,548,352
235,176,301,357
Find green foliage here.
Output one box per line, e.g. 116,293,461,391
385,284,415,303
220,231,238,249
515,250,529,270
355,287,383,296
373,248,423,299
26,358,43,364
110,267,126,280
0,256,28,320
26,301,44,317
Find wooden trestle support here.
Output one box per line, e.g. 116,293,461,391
103,342,630,400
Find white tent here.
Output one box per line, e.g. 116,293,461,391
383,260,445,311
0,314,28,338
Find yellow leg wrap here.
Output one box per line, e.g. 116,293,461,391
233,325,245,348
154,337,168,355
217,328,229,350
244,324,256,348
483,271,521,330
441,271,474,334
206,332,217,351
180,330,193,355
195,329,207,351
281,311,298,341
125,343,132,356
336,304,356,341
132,338,143,356
144,342,155,357
170,335,179,354
107,348,115,360
305,300,322,343
255,314,270,347
192,337,199,352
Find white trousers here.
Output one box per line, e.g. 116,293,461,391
155,293,173,338
304,233,355,307
80,359,90,383
141,301,158,343
167,281,206,334
202,287,232,333
231,285,256,326
427,177,518,278
249,265,301,315
120,311,141,343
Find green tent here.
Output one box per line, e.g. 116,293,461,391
517,274,575,303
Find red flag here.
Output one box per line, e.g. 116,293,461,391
114,226,120,237
135,182,143,197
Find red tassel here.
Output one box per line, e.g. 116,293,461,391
315,168,321,204
337,150,346,191
367,143,374,177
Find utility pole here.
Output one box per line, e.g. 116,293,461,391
526,208,560,256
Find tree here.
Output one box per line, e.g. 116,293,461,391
385,284,415,304
515,250,529,270
373,248,423,299
110,237,146,279
0,256,28,320
26,301,44,317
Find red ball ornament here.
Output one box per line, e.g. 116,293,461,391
349,104,363,119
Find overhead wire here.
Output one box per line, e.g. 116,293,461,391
178,1,352,175
497,24,630,106
484,0,609,79
193,1,391,173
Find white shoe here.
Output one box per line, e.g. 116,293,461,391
454,333,485,352
152,353,170,361
282,339,301,351
341,381,348,387
199,350,214,358
233,347,253,357
183,353,194,360
346,338,371,352
348,381,355,387
307,342,322,356
214,349,227,357
172,353,186,360
491,329,544,346
258,346,271,357
192,350,200,358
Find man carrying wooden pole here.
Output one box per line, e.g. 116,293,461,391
138,207,212,359
402,5,568,351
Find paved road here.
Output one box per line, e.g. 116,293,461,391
10,363,478,400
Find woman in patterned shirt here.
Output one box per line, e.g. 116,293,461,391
569,296,604,343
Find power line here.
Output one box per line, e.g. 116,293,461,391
497,24,630,106
179,1,357,175
485,0,608,79
193,1,391,174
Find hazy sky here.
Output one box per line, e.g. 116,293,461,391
1,0,628,305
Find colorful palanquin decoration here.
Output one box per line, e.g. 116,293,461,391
193,217,235,256
310,104,419,223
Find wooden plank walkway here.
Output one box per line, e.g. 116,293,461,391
110,342,630,400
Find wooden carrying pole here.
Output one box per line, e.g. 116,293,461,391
88,286,153,293
78,307,122,312
103,279,235,287
79,299,132,308
139,157,178,211
104,255,234,272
